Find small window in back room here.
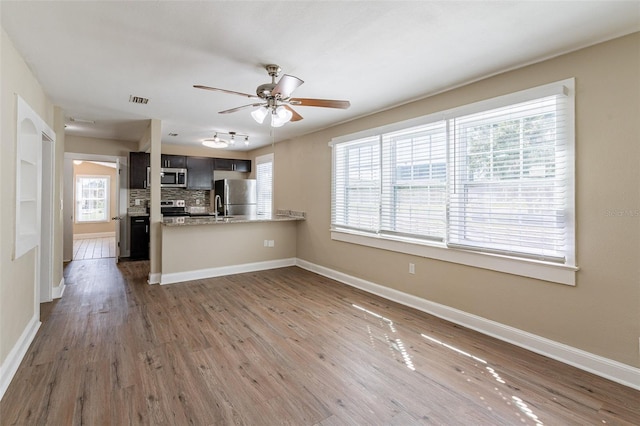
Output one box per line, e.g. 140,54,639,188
256,153,274,215
75,175,109,223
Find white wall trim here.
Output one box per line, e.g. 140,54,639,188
73,231,116,239
160,258,297,285
52,277,65,299
148,272,161,285
0,314,41,401
295,258,640,391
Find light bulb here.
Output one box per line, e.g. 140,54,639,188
251,106,269,124
271,106,293,127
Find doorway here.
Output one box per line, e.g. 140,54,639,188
63,153,129,262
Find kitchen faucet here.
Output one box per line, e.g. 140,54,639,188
215,195,222,216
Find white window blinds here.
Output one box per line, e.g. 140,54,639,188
331,79,574,266
381,122,447,241
449,94,569,262
256,154,273,215
332,137,380,232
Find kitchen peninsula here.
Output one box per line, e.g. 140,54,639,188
160,211,305,285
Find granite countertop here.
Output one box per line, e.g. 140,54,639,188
162,210,305,227
129,212,150,217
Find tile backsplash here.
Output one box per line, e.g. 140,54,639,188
129,188,210,209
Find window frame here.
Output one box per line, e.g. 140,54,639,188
329,79,577,285
75,175,110,224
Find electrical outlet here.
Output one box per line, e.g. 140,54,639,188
196,199,201,205
268,240,275,247
135,199,141,206
409,263,415,274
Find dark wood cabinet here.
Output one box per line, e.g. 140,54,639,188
130,216,149,260
161,154,186,169
214,158,251,173
129,152,150,189
233,159,251,172
186,156,213,190
130,152,249,189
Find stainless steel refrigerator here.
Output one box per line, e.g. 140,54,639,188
213,179,257,216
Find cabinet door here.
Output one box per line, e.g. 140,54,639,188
233,159,251,173
130,216,149,259
187,156,213,190
161,154,186,169
213,158,233,171
129,152,150,189
213,158,251,172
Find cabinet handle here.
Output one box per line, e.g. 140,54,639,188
145,225,148,233
143,179,147,189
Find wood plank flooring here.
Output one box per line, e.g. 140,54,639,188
73,236,116,260
2,259,639,425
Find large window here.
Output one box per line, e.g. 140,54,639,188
330,79,576,284
256,153,274,215
75,175,109,223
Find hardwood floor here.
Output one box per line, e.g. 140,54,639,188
73,236,116,260
2,259,639,425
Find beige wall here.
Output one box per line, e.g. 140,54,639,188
161,221,297,276
72,162,117,235
162,143,249,160
250,33,640,368
66,135,138,157
0,29,55,365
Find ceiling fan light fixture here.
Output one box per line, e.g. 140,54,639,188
244,136,250,146
251,106,269,124
271,106,292,128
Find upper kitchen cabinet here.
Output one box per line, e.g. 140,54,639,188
186,156,213,190
130,151,150,189
214,158,251,173
161,154,186,169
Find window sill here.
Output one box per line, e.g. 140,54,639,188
330,228,578,286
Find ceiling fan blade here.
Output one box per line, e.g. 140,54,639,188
272,74,304,98
284,105,304,122
218,103,264,114
194,85,259,99
289,98,351,109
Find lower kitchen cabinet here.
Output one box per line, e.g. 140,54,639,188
130,216,149,260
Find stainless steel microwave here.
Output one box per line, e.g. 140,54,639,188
147,167,187,188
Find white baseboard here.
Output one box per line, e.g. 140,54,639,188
52,277,65,299
0,314,41,401
148,272,161,285
73,231,115,239
295,259,640,391
160,258,297,285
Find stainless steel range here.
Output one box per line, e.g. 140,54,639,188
160,199,187,217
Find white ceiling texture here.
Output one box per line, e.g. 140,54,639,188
2,1,639,151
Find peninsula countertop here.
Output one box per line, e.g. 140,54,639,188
162,211,305,227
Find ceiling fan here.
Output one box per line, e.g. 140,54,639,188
194,64,350,127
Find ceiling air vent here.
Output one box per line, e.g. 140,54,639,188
129,95,149,104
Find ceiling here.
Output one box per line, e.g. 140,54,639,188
2,1,638,151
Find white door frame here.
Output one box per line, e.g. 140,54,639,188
39,133,55,302
63,152,129,261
